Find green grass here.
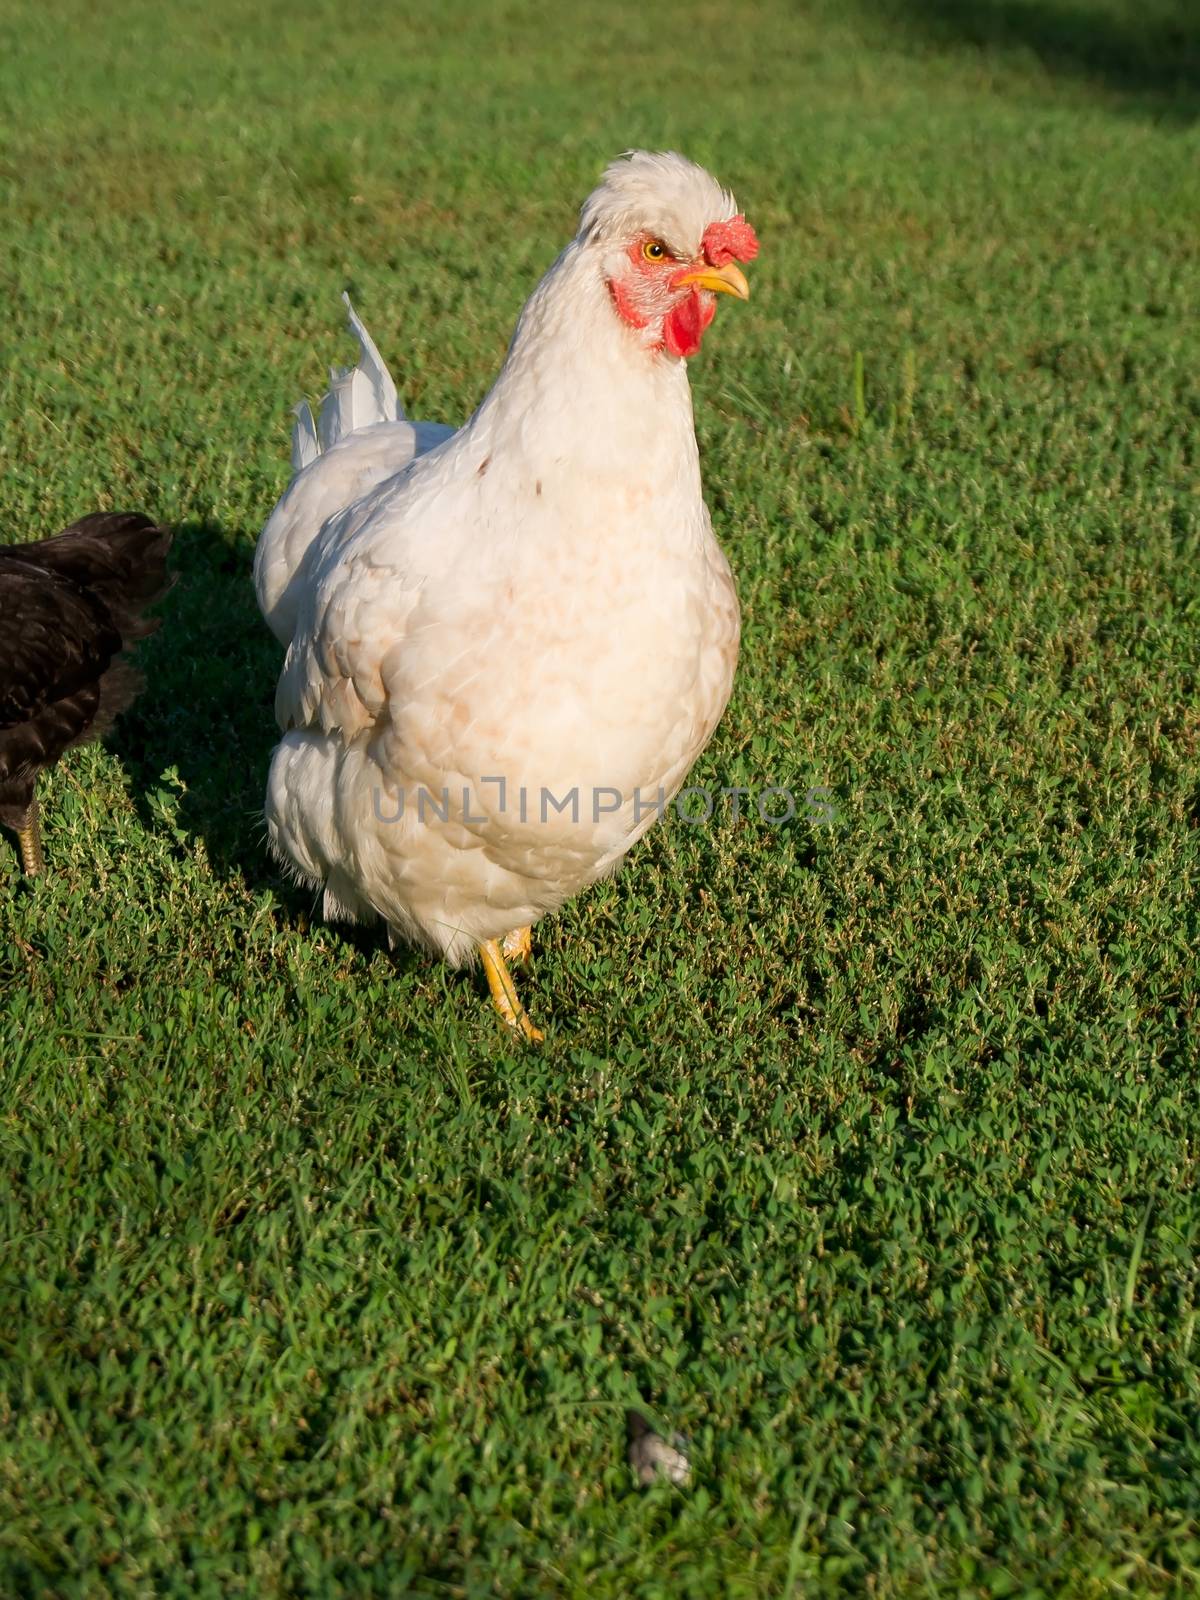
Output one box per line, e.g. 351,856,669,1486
2,0,1199,1592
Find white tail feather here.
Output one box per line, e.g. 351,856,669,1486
290,293,403,472
341,295,399,421
291,400,320,472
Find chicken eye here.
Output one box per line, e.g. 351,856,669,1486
642,240,668,262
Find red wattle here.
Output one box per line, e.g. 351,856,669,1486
664,290,716,358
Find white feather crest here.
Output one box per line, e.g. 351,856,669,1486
577,149,737,259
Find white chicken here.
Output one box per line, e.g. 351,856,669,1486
254,150,758,1040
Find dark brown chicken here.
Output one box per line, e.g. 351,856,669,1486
0,512,173,874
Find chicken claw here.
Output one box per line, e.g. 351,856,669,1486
502,924,533,965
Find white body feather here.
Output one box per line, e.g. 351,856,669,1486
254,155,742,966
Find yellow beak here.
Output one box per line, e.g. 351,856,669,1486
674,260,751,300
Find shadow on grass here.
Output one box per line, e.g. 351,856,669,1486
868,0,1200,117
111,517,281,885
108,518,400,967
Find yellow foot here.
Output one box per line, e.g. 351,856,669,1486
17,795,45,876
480,937,543,1043
502,924,533,965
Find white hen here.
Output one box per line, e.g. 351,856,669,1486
254,150,758,1039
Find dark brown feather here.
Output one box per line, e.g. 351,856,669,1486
0,512,173,831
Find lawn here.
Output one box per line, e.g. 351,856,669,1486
2,0,1199,1593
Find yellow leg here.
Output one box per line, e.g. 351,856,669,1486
17,794,45,876
480,938,543,1043
502,924,532,965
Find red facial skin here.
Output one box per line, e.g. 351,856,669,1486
608,215,759,359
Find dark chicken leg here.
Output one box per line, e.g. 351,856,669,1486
15,790,44,876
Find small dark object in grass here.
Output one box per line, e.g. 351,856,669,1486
626,1408,691,1487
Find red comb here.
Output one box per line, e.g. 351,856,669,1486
702,215,759,267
